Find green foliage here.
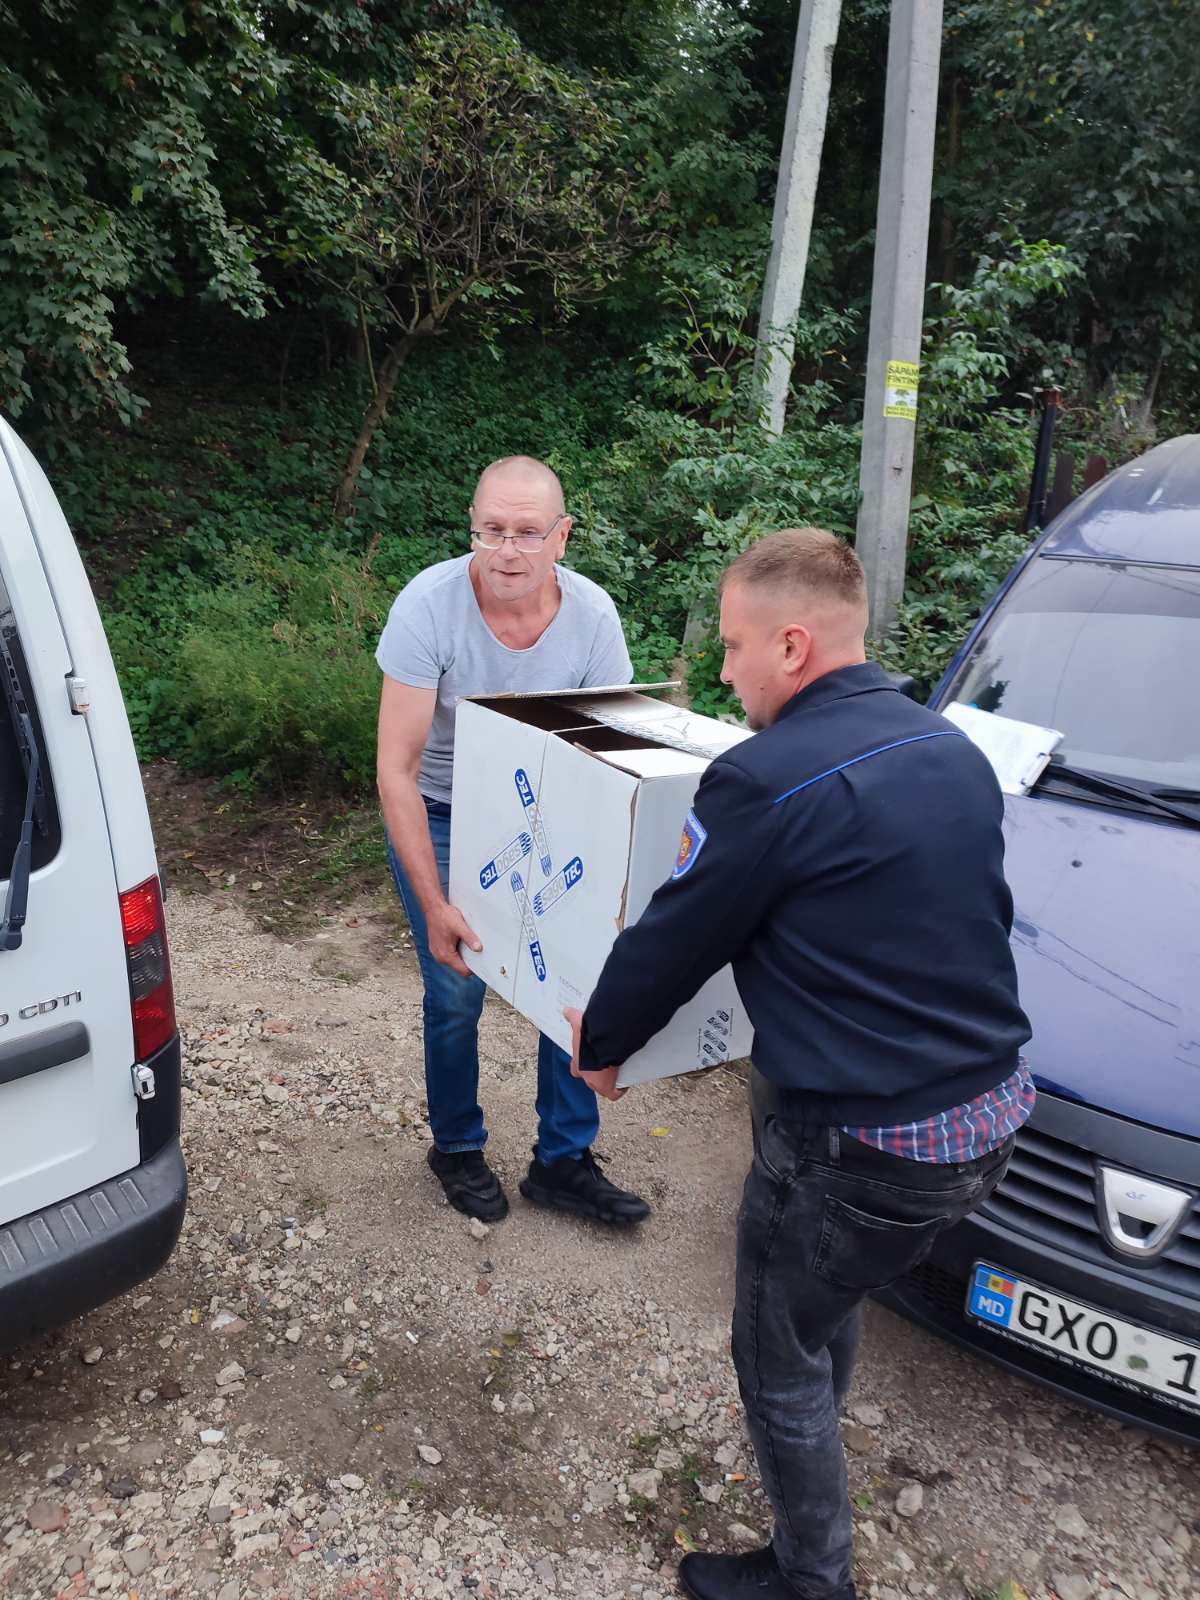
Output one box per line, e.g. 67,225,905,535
12,0,1156,793
946,0,1200,400
922,239,1082,434
298,25,638,334
0,0,300,428
608,11,771,274
8,0,1200,447
873,468,1033,693
497,0,689,76
580,239,1052,716
74,296,1049,783
279,22,646,513
175,546,386,790
69,335,645,787
1,3,644,444
635,260,767,422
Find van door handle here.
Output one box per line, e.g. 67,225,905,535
0,1021,90,1085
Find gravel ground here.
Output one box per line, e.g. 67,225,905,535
2,884,1198,1600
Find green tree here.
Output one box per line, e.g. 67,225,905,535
945,0,1200,409
0,0,304,427
284,26,641,518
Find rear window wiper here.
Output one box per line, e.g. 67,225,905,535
1,711,40,951
1035,761,1200,827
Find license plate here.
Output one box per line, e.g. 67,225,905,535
967,1262,1200,1416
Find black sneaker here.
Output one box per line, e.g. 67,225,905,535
679,1547,821,1600
519,1147,650,1226
426,1146,509,1222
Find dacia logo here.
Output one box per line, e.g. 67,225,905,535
0,990,82,1027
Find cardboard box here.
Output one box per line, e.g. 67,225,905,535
449,687,753,1085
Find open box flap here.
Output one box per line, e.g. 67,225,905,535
558,696,750,761
469,681,678,704
465,683,749,761
590,745,710,779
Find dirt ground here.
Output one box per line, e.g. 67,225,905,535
1,769,1197,1600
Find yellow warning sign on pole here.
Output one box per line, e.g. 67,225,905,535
884,359,920,420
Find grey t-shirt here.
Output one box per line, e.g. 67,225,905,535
375,553,634,802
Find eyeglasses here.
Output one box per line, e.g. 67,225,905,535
470,514,564,554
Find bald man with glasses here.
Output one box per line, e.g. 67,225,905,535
376,455,650,1227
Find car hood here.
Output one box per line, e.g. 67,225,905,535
1003,791,1200,1136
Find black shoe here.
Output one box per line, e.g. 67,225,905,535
679,1549,798,1600
518,1147,650,1226
427,1146,509,1222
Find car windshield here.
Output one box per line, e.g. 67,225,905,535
945,557,1200,791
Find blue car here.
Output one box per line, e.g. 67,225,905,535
878,434,1200,1444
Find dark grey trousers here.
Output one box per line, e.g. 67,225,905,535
736,1071,1013,1597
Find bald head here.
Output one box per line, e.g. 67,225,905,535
473,455,565,517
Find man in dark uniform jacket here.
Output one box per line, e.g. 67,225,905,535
566,529,1032,1600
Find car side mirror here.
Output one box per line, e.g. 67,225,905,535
885,671,919,700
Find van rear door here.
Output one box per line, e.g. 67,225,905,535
0,448,141,1227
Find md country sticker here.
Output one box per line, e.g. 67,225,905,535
672,809,707,879
969,1265,1016,1327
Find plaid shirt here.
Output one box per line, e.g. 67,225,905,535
845,1059,1035,1164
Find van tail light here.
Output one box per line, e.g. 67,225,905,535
119,875,176,1061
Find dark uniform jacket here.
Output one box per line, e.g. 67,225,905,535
580,662,1032,1126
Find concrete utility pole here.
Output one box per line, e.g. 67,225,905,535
755,0,843,436
856,0,945,640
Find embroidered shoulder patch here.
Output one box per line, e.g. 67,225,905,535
672,808,708,879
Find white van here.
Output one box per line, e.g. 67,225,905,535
0,417,186,1348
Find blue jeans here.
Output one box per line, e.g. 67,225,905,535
386,798,599,1165
739,1069,1013,1598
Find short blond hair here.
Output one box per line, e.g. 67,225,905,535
722,527,866,608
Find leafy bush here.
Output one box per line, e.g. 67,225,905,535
920,239,1082,438
174,548,387,790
